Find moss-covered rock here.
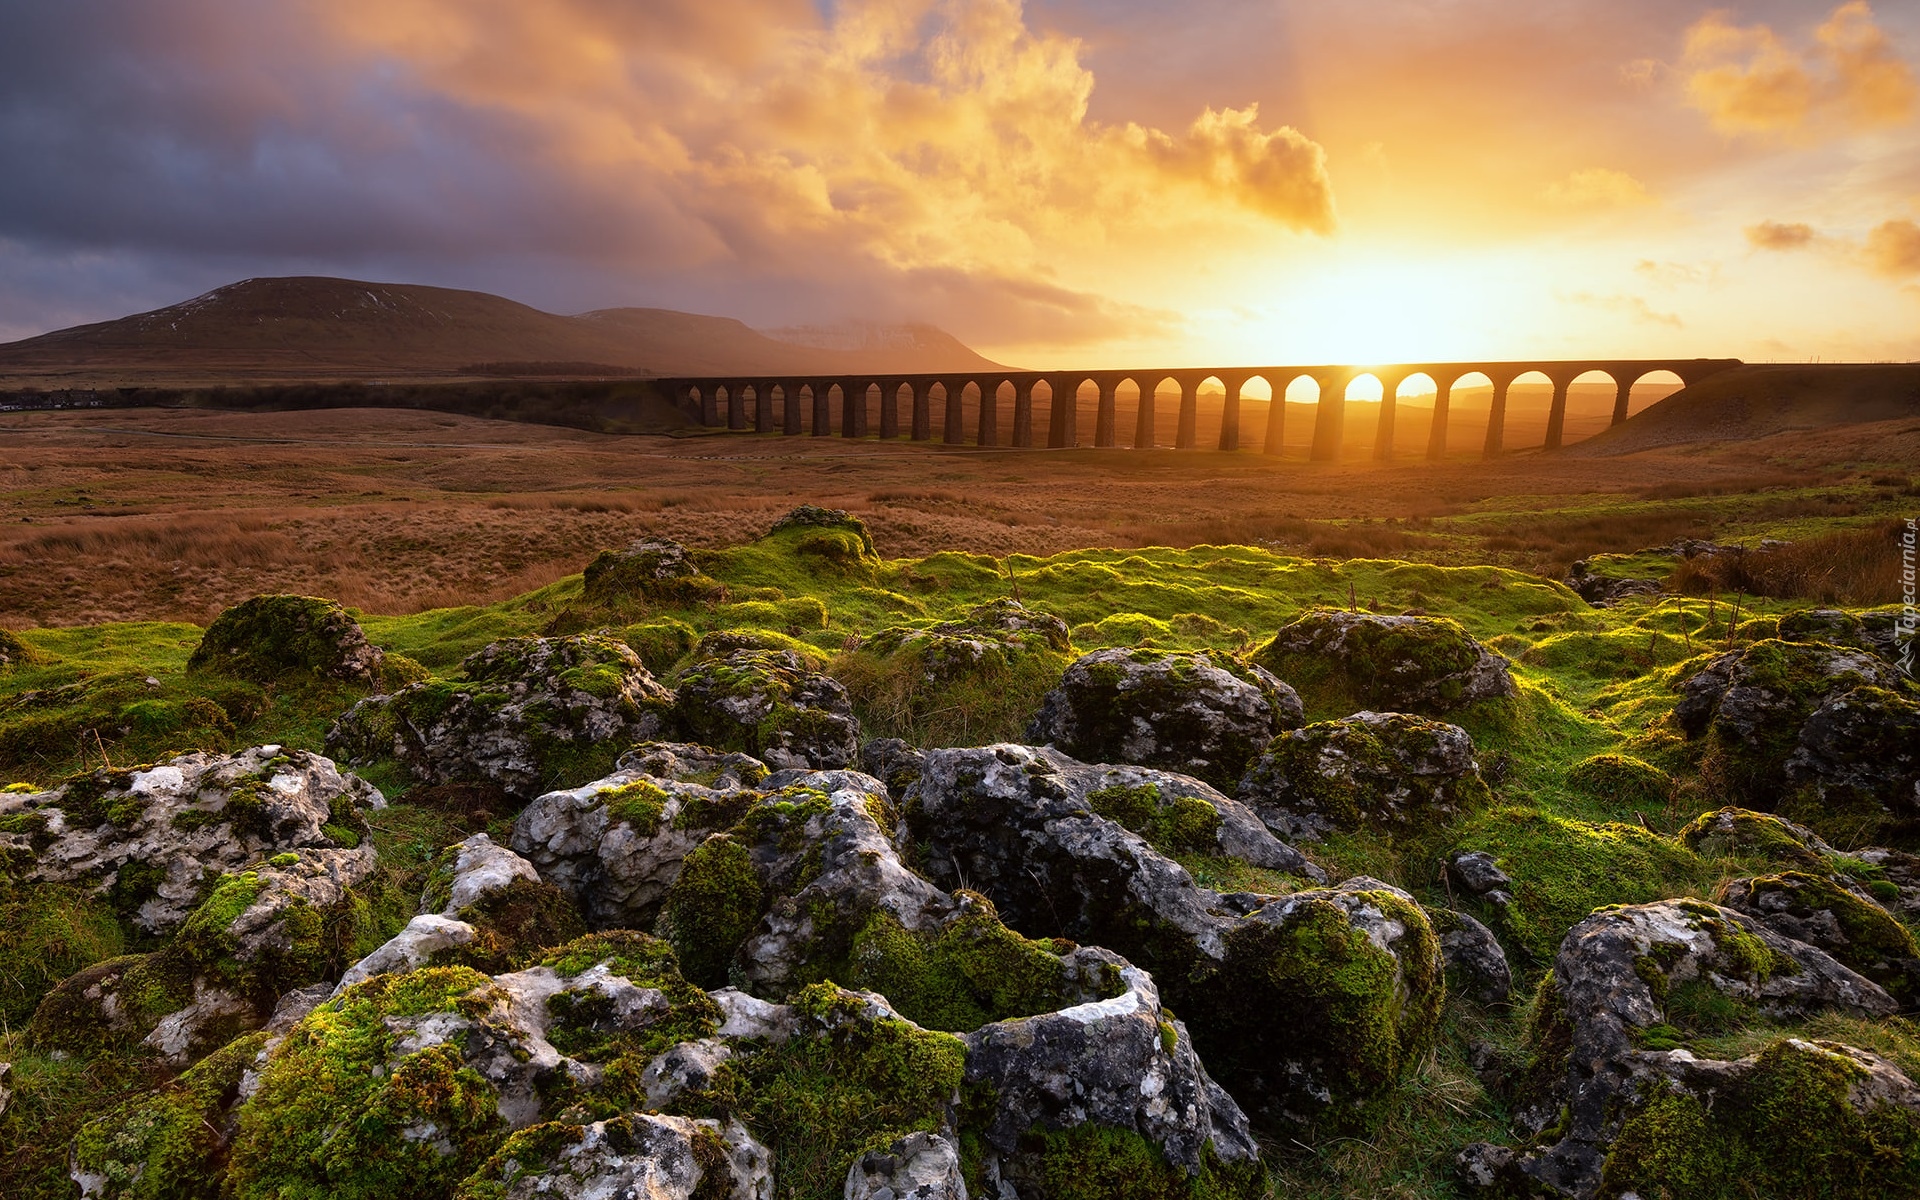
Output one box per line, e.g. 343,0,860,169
327,633,675,798
1596,1037,1920,1200
1250,608,1515,715
187,594,398,689
767,505,879,559
1027,648,1301,790
1676,805,1837,872
30,845,381,1065
582,539,727,608
1501,898,1902,1195
907,745,1426,1134
673,648,859,771
1237,710,1490,842
839,599,1073,748
1,746,380,938
1783,685,1920,836
453,1112,771,1199
1718,871,1920,1000
69,1030,271,1199
1673,638,1910,809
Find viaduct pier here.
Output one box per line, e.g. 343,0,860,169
660,358,1742,460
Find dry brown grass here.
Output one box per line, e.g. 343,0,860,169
1668,519,1908,605
2,404,1916,626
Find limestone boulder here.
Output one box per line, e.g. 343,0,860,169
511,767,758,931
1429,908,1513,1005
458,1114,772,1200
1676,805,1838,872
615,740,770,789
1236,709,1491,841
1251,608,1515,713
906,744,1437,1132
580,538,726,608
843,1132,966,1200
31,844,379,1065
1492,898,1899,1197
326,633,675,798
1785,685,1920,820
673,648,859,770
1027,647,1302,790
1672,638,1910,807
1717,870,1920,1000
187,594,405,688
0,745,380,934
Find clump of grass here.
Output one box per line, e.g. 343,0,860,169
1667,520,1907,605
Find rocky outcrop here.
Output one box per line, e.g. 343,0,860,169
906,744,1437,1132
511,767,758,931
1785,685,1920,821
615,741,769,789
1237,710,1490,841
673,648,859,770
580,538,726,607
1672,638,1911,808
31,844,379,1065
1251,608,1515,713
1429,908,1513,1005
326,633,675,798
187,594,410,689
459,1113,773,1200
1717,871,1920,1000
1676,805,1838,872
1027,648,1302,790
1489,898,1899,1197
1564,560,1662,607
0,746,380,934
1778,607,1907,665
843,1132,965,1200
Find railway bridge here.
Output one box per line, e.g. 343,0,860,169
659,358,1743,460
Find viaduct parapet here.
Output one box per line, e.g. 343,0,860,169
658,359,1743,459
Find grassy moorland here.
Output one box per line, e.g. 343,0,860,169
0,405,1916,1198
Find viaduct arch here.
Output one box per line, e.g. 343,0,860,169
672,358,1741,461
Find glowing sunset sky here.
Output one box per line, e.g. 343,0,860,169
1,0,1915,366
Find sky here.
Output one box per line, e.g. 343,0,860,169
0,0,1916,367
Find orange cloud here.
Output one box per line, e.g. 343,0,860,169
1866,218,1920,276
317,0,1336,302
1746,220,1818,249
1682,2,1915,136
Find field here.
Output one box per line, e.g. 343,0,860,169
1,398,1918,1199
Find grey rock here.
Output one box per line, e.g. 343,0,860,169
0,1060,10,1119
906,745,1438,1131
1717,871,1920,997
512,767,756,929
326,633,675,798
474,1113,772,1200
859,737,926,795
964,963,1260,1188
1565,562,1663,607
1236,710,1491,841
1672,640,1901,743
1251,608,1516,713
1785,685,1920,819
0,746,380,935
845,1132,968,1200
1431,909,1513,1004
332,914,478,994
1455,1141,1521,1191
1027,647,1301,790
616,741,770,789
642,1037,735,1110
187,594,389,686
1450,850,1513,896
1509,899,1897,1196
674,648,860,770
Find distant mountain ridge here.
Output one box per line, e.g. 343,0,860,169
0,276,1006,383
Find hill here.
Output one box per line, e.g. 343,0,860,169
1569,363,1920,455
0,276,1005,385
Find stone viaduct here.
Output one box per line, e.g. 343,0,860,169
659,358,1743,460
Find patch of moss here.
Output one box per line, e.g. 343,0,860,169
226,966,506,1200
1597,1039,1920,1199
723,983,965,1200
1087,783,1222,855
657,834,766,989
840,894,1117,1033
187,594,375,686
1006,1124,1264,1200
1565,753,1672,809
0,879,126,1025
431,877,588,975
597,778,671,830
1452,806,1706,963
71,1030,272,1199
